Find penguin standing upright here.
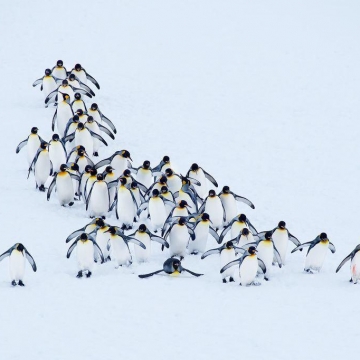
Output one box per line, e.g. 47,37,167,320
291,232,335,273
52,93,74,137
219,214,257,243
164,168,182,194
0,243,37,286
71,93,87,112
87,103,117,134
198,190,224,231
84,168,98,201
336,244,360,284
67,73,95,97
51,60,67,81
186,163,218,200
103,166,117,205
33,68,59,99
28,142,52,191
48,134,67,173
237,228,257,248
75,148,94,173
131,160,155,189
79,165,93,202
16,127,43,166
94,150,132,178
70,63,100,89
86,174,110,218
92,218,111,261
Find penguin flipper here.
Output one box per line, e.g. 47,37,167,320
32,77,43,87
86,72,100,89
203,169,218,187
0,245,15,262
233,193,255,209
288,231,301,247
16,138,28,153
188,177,201,186
99,112,116,134
86,183,95,210
247,220,258,235
63,132,75,144
47,176,57,201
273,245,283,268
89,129,107,146
182,268,203,277
67,240,79,258
93,242,105,264
126,237,146,250
98,123,115,140
291,241,312,253
45,88,58,104
69,172,80,181
257,258,267,274
219,224,231,243
66,227,87,243
209,226,220,243
94,157,112,169
336,253,352,273
150,235,169,248
220,259,241,274
78,81,95,96
201,247,221,259
25,249,37,272
137,201,149,216
328,242,336,253
187,225,196,240
138,270,164,278
72,86,92,98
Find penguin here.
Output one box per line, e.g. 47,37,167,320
137,189,175,232
63,115,80,142
0,243,37,286
121,169,137,189
51,60,67,81
131,160,155,189
74,147,94,173
16,127,44,166
221,246,266,286
104,226,145,267
152,155,173,173
139,257,203,278
70,63,100,89
164,168,182,194
67,162,81,199
47,164,79,206
67,145,85,163
130,181,146,208
86,174,110,218
236,228,258,249
174,176,200,212
28,142,52,191
103,166,117,205
87,103,117,134
255,231,282,280
65,218,103,243
163,217,195,259
48,133,67,173
219,214,257,243
160,185,175,216
71,93,87,112
336,244,360,284
79,165,93,202
94,150,132,178
291,232,336,273
67,233,104,278
198,190,225,231
202,241,244,282
258,221,300,265
84,168,98,201
52,93,74,137
218,186,255,225
145,175,169,196
186,163,218,200
91,218,111,262
129,224,169,262
162,200,193,236
33,68,59,99
85,116,115,156
67,73,95,96
188,213,220,254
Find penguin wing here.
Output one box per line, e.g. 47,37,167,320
32,77,43,87
273,244,283,268
328,242,336,253
88,129,108,146
137,201,149,216
85,71,100,89
66,226,88,243
126,237,146,249
220,258,241,273
51,109,58,131
163,223,175,240
221,200,227,222
197,201,206,214
219,224,231,243
288,231,301,247
99,111,117,134
24,249,37,272
201,247,222,259
255,231,268,240
202,169,218,187
44,88,58,104
160,195,175,207
94,156,112,169
62,132,75,144
78,80,95,96
186,225,196,240
16,138,28,153
28,149,41,178
72,86,92,98
139,269,164,278
246,219,258,235
188,177,201,186
0,245,16,262
209,226,220,243
232,192,255,209
182,267,203,277
84,155,95,167
150,234,169,248
86,182,96,210
234,246,246,255
335,253,352,273
66,240,79,258
135,181,148,193
129,190,139,210
257,258,266,274
98,123,115,140
107,179,119,189
93,242,105,263
290,240,313,253
47,175,57,200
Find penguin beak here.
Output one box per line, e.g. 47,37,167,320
185,204,192,208
209,219,213,224
128,156,133,162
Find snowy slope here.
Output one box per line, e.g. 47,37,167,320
0,1,360,359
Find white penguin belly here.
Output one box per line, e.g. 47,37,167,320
149,198,167,230
166,176,182,194
221,195,238,224
96,228,110,259
89,182,109,217
88,109,102,123
351,252,360,282
56,173,74,205
238,233,255,248
305,243,328,271
43,77,57,98
49,143,66,172
188,222,209,254
72,69,87,83
77,157,89,174
169,225,189,257
239,256,258,285
75,130,93,156
111,238,131,265
230,221,247,240
35,151,50,186
205,198,223,230
189,169,207,199
134,233,151,262
136,169,153,189
272,230,289,264
27,136,41,166
117,187,135,226
58,85,75,102
86,122,101,152
111,156,128,178
178,191,197,211
57,102,73,137
52,68,67,80
76,241,94,271
221,248,236,279
72,100,86,113
256,241,273,277
10,251,25,281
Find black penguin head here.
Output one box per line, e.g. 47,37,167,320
62,79,68,86
74,93,81,100
70,163,79,171
143,160,150,169
85,165,93,173
76,145,85,151
121,150,132,160
123,169,131,177
91,103,98,111
60,164,68,172
97,174,104,181
222,186,230,193
80,233,88,241
265,231,272,240
45,68,51,76
72,115,79,122
278,221,286,229
90,168,97,176
165,168,173,176
191,163,199,171
31,127,38,134
17,243,25,252
202,213,210,221
75,63,82,71
139,224,147,232
152,189,160,197
52,133,60,141
163,155,170,163
57,60,63,67
159,176,167,184
107,226,116,235
225,241,234,249
77,122,85,130
161,186,168,193
95,218,105,227
248,246,257,255
40,142,48,150
76,109,84,116
61,93,70,102
77,148,85,156
239,214,247,222
119,177,127,186
105,166,113,173
320,232,328,240
242,228,250,236
69,74,76,81
179,217,186,226
87,116,94,123
179,200,188,208
172,259,180,270
209,190,216,197
131,181,138,189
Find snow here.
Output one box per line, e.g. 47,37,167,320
1,1,360,359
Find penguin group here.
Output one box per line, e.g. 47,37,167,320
3,61,360,286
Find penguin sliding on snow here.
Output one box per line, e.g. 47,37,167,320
336,244,360,284
16,127,44,166
0,243,37,286
291,232,335,273
138,257,203,278
86,174,110,219
67,233,104,278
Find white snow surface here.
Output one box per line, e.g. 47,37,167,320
1,1,360,359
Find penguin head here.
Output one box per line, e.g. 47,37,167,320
248,246,257,255
69,74,76,81
191,163,199,171
105,166,113,173
131,181,138,189
238,214,247,222
76,109,84,116
143,160,150,169
139,224,147,232
45,68,51,76
90,168,97,176
161,186,168,194
60,164,68,172
80,233,88,242
201,213,210,221
159,176,167,184
225,241,234,249
72,115,80,122
75,63,82,71
181,175,190,185
119,177,127,186
85,165,93,173
77,122,85,130
165,168,173,176
77,148,85,156
208,190,216,197
62,93,70,103
179,200,189,208
123,169,131,177
107,226,117,235
91,103,98,111
95,218,105,227
278,221,286,229
320,232,328,240
87,116,94,123
97,174,104,181
74,93,81,100
40,141,48,150
52,133,60,141
57,60,63,67
172,259,181,270
163,155,170,163
222,186,230,193
152,189,160,197
178,217,186,226
31,127,38,134
70,163,79,172
265,231,272,240
121,150,132,161
242,228,250,236
62,79,68,87
16,243,25,252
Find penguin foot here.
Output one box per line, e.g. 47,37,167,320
69,202,74,207
18,280,25,286
222,279,227,283
86,271,92,278
349,278,353,283
264,276,269,281
180,256,184,261
147,214,151,219
229,277,235,282
102,216,106,219
107,256,111,261
76,271,83,278
191,251,199,255
154,229,158,233
121,224,127,231
93,152,99,157
11,280,17,286
251,281,261,286
133,217,137,223
304,269,314,274
90,216,95,219
39,185,46,192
